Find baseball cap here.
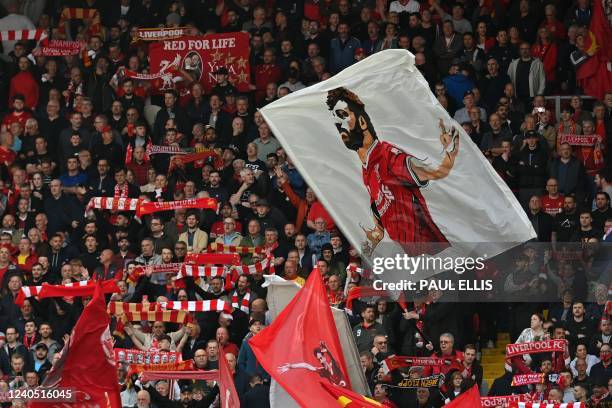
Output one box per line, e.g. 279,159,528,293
525,130,538,139
256,198,270,207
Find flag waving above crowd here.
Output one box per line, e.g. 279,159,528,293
260,50,536,273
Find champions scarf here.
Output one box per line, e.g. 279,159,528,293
511,403,584,408
506,340,567,358
480,394,529,408
0,29,47,43
58,8,101,37
15,280,119,306
127,263,183,283
133,27,189,42
207,243,265,254
114,348,181,364
184,253,240,265
511,373,564,387
231,289,250,313
137,198,218,216
126,360,194,378
158,300,232,313
176,264,226,279
380,356,453,375
33,39,83,56
385,374,444,389
141,370,219,382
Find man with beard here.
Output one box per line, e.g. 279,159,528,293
554,195,579,242
326,87,459,254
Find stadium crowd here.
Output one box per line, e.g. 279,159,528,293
0,0,611,407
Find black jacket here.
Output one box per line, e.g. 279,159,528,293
240,383,271,408
516,145,548,188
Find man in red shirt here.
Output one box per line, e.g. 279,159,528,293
253,49,282,104
1,95,33,131
326,87,459,254
541,178,564,216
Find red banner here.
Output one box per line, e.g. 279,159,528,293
114,348,181,365
219,346,240,408
126,360,194,378
30,282,121,408
559,134,599,146
33,39,83,56
505,339,567,357
250,266,351,406
149,32,251,93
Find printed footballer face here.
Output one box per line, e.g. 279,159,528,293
330,99,353,145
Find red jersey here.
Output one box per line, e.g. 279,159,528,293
362,141,448,254
541,194,564,216
1,110,33,130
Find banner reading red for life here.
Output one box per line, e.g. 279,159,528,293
149,32,250,93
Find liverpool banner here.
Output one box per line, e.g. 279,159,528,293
259,50,535,284
149,32,251,93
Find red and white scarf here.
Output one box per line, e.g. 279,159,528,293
127,263,183,283
159,300,231,313
177,264,226,279
511,373,563,387
114,182,129,198
506,340,567,358
381,356,454,375
133,27,189,42
58,8,101,37
0,29,47,42
346,264,372,280
231,289,250,313
232,256,274,276
137,198,218,216
146,145,187,155
184,253,240,265
16,280,119,306
480,394,530,408
513,402,583,408
85,197,140,214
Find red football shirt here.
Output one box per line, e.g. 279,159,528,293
362,141,448,254
541,194,564,216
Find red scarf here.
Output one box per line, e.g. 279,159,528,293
23,334,36,349
231,289,250,313
114,182,129,198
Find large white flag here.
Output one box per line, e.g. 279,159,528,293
260,50,535,281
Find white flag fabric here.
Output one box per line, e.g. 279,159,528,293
260,50,535,280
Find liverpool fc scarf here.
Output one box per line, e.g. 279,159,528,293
346,264,372,280
512,403,584,408
511,373,564,387
127,263,183,283
381,356,454,374
385,374,444,389
480,394,530,407
85,197,140,214
506,340,567,357
146,145,188,155
114,348,181,364
231,289,250,313
232,255,274,276
169,149,224,171
118,310,191,325
133,27,189,42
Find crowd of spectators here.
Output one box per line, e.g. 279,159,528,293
0,0,611,407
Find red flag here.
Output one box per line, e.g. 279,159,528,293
446,385,482,407
320,381,386,407
29,281,122,408
249,268,350,407
577,0,612,100
219,346,241,408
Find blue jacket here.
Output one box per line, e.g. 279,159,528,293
330,36,361,74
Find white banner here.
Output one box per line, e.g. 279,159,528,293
260,50,535,284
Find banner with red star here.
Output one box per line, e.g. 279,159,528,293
149,32,251,94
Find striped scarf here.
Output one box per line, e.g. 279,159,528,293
177,264,226,279
58,8,101,38
118,310,191,325
232,255,274,276
159,300,231,313
85,197,140,214
515,403,584,408
346,264,372,280
127,263,183,283
0,29,47,42
231,289,250,313
16,280,119,306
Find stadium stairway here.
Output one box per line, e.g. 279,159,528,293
481,332,510,386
